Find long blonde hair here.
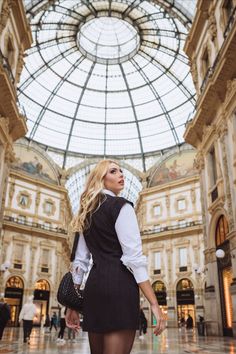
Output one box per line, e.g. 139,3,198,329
71,159,118,233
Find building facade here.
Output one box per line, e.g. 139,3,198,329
137,147,205,328
184,0,236,337
0,0,32,250
0,139,73,326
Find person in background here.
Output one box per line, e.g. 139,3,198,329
139,308,147,340
50,311,58,332
186,314,193,329
68,326,76,343
57,306,66,343
180,316,186,328
44,313,51,333
19,296,37,343
0,297,11,340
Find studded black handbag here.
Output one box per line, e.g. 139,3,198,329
57,232,83,312
57,271,83,312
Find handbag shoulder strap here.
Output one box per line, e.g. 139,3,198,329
70,232,80,262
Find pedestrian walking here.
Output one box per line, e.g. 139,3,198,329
19,296,37,343
0,297,11,340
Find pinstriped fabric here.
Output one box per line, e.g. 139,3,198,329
82,194,139,333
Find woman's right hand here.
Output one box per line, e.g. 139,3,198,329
65,308,80,332
151,303,166,336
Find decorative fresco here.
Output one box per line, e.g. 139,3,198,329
13,145,57,182
149,150,197,187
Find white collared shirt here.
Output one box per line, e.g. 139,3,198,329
72,189,148,284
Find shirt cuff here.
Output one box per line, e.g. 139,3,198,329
71,268,84,285
132,265,149,283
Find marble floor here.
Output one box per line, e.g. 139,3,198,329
0,327,235,354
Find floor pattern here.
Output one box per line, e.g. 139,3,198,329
0,327,235,354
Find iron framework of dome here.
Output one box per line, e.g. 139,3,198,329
20,0,196,171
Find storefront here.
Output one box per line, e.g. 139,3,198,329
215,215,233,337
33,279,50,326
4,276,24,327
152,281,168,325
176,278,195,327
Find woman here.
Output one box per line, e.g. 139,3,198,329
66,160,165,354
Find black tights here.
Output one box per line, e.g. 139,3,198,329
88,329,136,354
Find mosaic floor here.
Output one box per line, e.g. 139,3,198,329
0,327,235,354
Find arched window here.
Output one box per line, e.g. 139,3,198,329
215,215,229,246
6,276,24,289
35,279,50,291
152,281,166,292
177,278,193,291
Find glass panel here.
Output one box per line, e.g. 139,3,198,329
20,0,196,160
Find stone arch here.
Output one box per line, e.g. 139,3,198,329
13,139,62,185
34,279,51,291
148,147,197,187
174,276,196,290
5,275,24,289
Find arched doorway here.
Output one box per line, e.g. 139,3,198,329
34,279,50,326
4,276,24,326
176,278,195,326
215,215,233,336
152,281,167,325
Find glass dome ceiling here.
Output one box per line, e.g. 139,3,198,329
20,0,196,170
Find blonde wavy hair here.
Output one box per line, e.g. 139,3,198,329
71,159,118,233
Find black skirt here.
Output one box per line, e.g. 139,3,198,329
82,259,139,333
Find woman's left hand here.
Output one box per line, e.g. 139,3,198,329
65,308,80,331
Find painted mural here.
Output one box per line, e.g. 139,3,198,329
12,144,57,182
149,150,197,187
